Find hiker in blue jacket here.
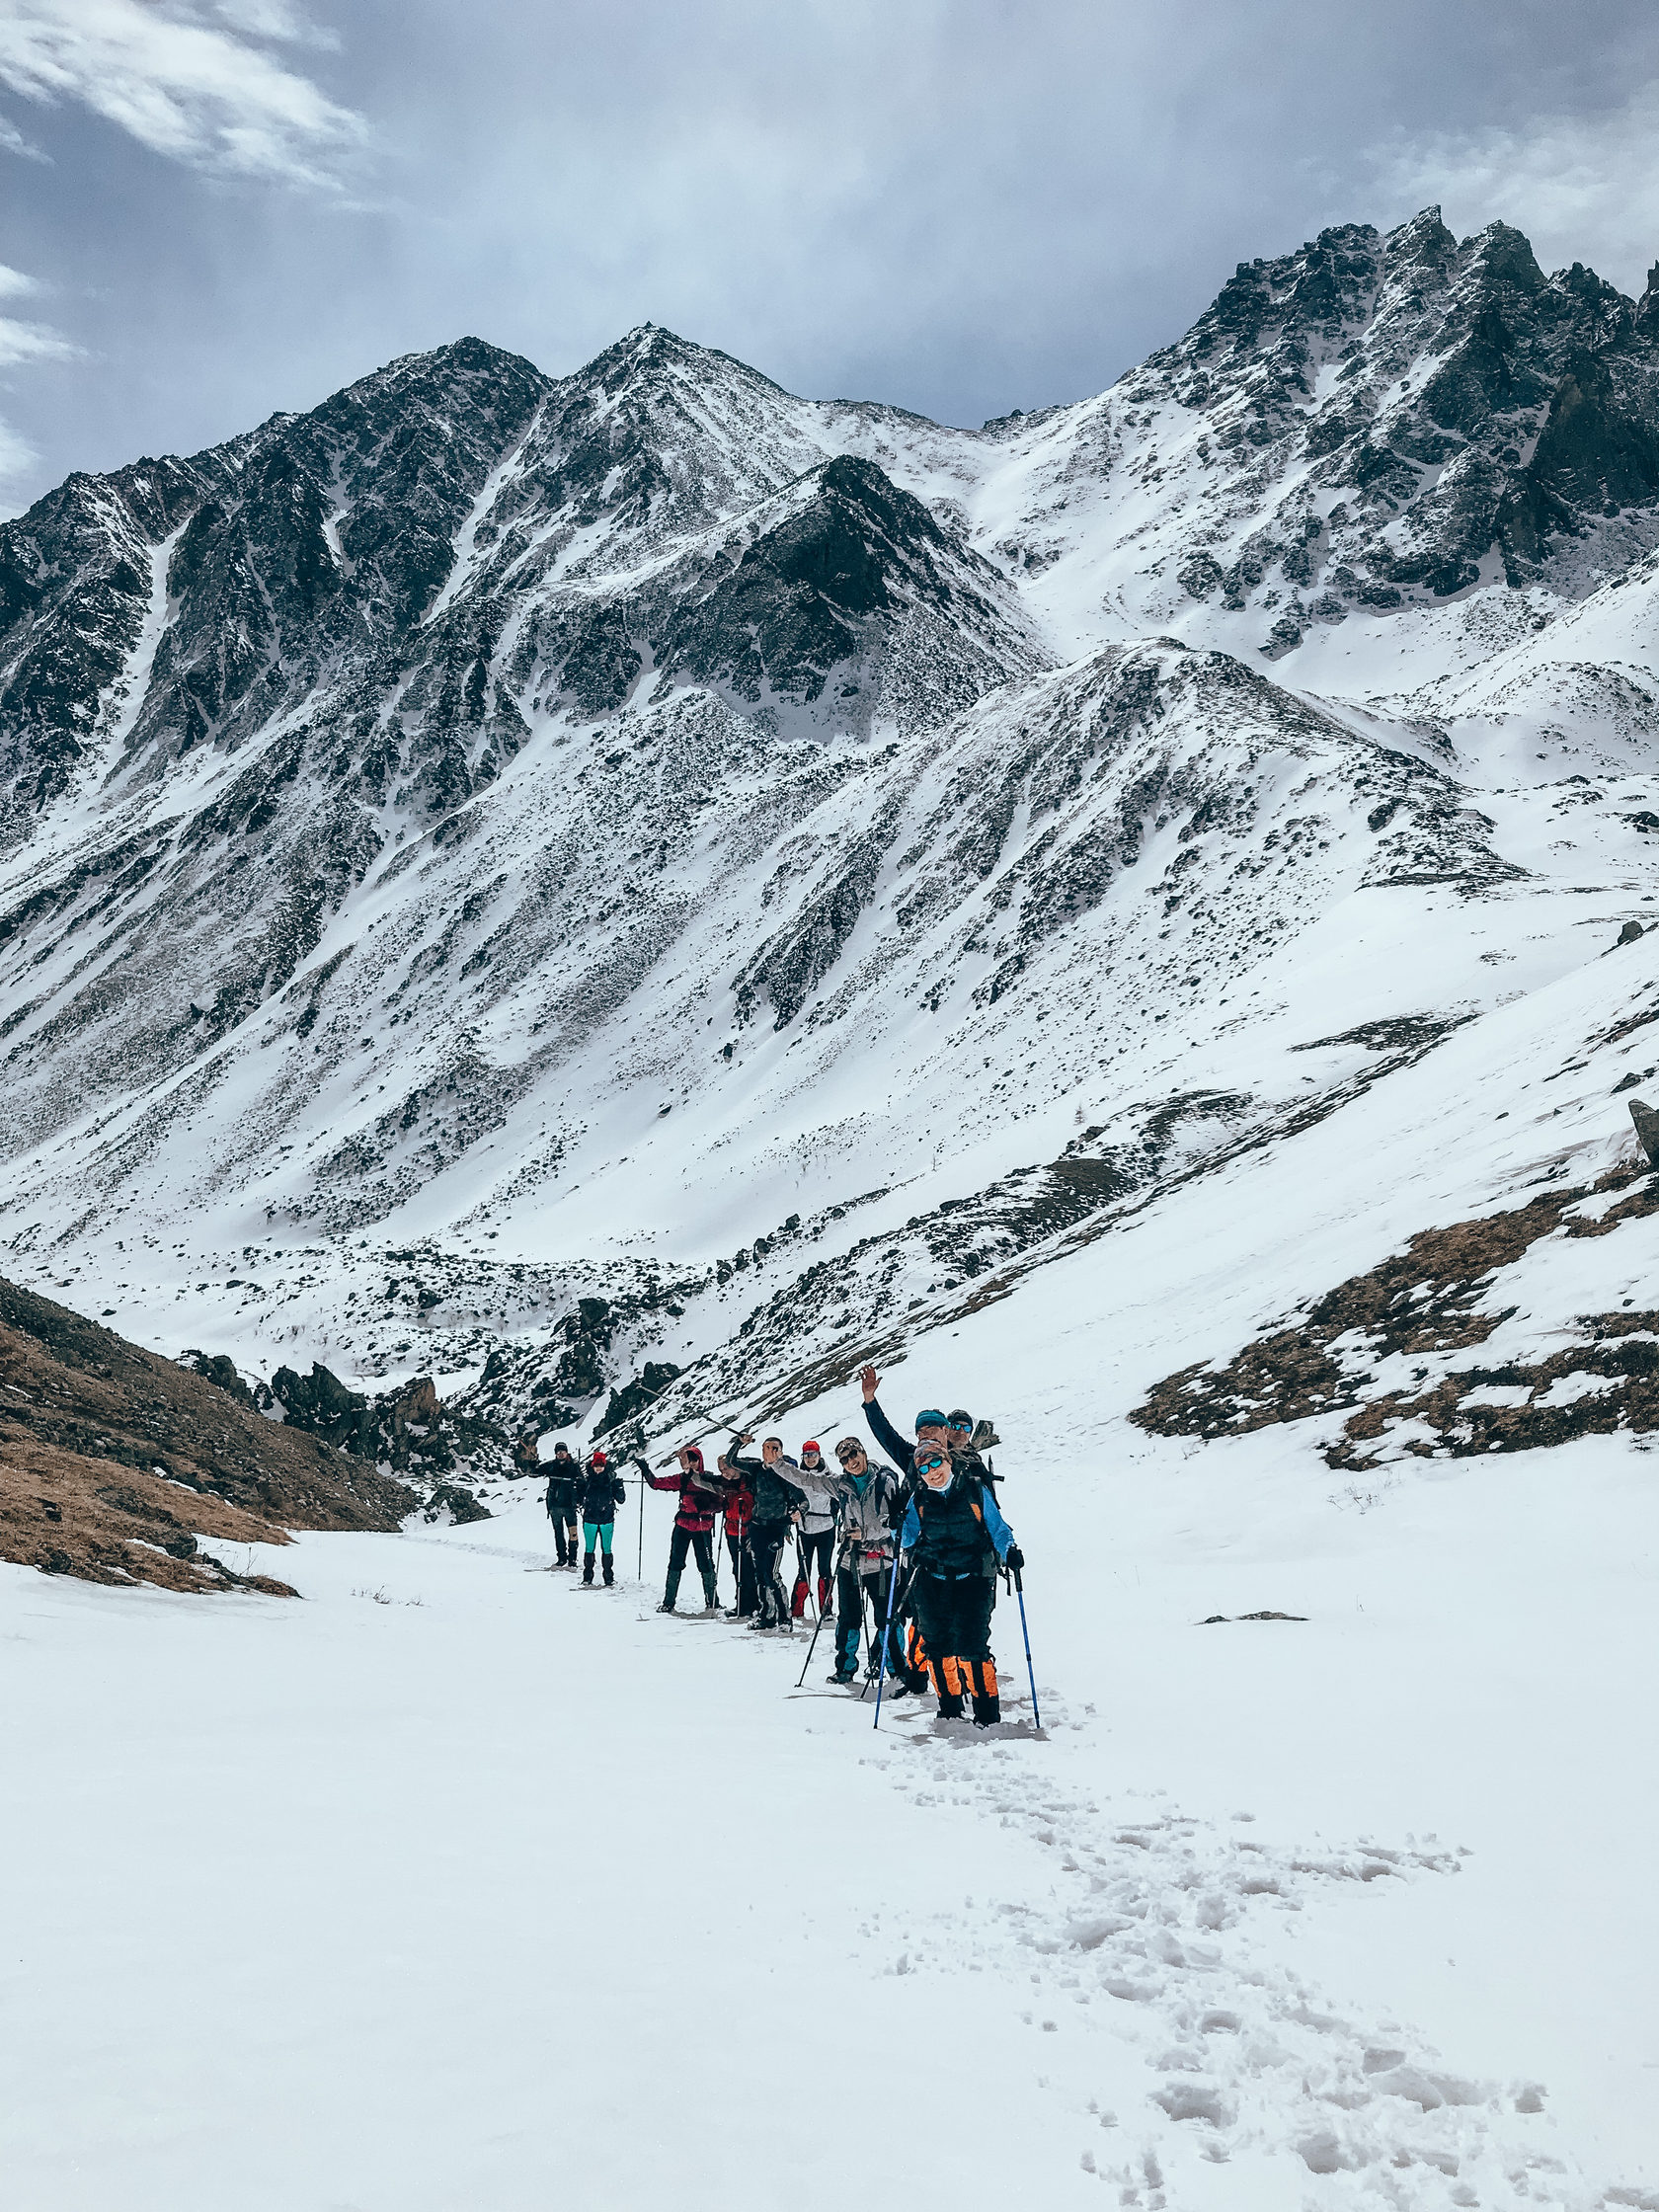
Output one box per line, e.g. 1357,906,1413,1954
896,1438,1022,1726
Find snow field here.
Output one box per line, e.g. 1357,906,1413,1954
6,1395,1654,2209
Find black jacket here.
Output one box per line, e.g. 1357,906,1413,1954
545,1462,581,1515
862,1396,915,1475
726,1451,805,1527
903,1471,1005,1579
581,1465,627,1522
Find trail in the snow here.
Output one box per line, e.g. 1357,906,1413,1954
862,1694,1580,2209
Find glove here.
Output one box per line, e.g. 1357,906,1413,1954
1004,1544,1025,1575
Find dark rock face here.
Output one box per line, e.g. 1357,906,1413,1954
1134,206,1659,622
262,1361,505,1482
0,340,549,849
1628,1096,1659,1164
595,1360,683,1438
180,1349,254,1403
423,1482,493,1525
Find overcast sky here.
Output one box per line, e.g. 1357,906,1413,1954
3,0,1659,512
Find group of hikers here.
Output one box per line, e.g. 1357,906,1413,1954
530,1365,1023,1727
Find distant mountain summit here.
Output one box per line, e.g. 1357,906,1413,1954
4,209,1659,1451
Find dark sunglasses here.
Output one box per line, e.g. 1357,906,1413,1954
835,1445,863,1462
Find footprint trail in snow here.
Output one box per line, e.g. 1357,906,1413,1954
846,1695,1630,2212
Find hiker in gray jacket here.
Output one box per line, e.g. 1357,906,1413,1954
822,1436,907,1685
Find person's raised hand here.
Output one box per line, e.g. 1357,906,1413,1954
859,1365,880,1403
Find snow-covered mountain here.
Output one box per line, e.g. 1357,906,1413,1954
4,204,1659,1468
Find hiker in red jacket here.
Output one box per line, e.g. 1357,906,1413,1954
721,1458,758,1618
642,1445,726,1615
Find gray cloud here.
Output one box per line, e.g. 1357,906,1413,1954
1374,78,1659,294
3,0,1659,511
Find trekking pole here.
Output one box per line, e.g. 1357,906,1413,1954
857,1577,880,1700
872,1554,913,1730
795,1576,832,1688
1011,1562,1041,1729
636,1472,645,1582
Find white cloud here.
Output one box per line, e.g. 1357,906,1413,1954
0,0,365,188
0,105,46,157
213,2,340,49
1373,82,1659,297
0,262,76,367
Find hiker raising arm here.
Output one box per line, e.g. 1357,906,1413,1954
720,1433,804,1632
642,1446,726,1615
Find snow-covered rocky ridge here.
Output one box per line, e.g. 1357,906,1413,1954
4,203,1659,1458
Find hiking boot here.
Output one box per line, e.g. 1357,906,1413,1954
937,1692,965,1720
658,1600,676,1614
602,1563,614,1587
971,1694,1001,1727
828,1668,857,1686
582,1561,594,1586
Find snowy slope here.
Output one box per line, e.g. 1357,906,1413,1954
5,208,1659,1427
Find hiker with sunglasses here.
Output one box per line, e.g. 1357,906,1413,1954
896,1438,1023,1726
823,1436,908,1686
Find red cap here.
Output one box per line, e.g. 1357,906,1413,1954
802,1441,821,1455
591,1450,608,1468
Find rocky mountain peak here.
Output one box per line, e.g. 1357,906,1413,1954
6,209,1659,1453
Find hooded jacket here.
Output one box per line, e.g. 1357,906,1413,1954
642,1456,727,1534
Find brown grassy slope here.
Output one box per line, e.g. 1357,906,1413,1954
0,1278,415,1593
1130,1162,1659,1468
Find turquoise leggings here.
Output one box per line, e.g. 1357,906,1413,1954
583,1520,614,1557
